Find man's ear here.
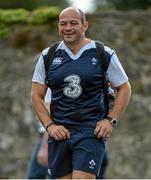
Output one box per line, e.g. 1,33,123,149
83,21,89,32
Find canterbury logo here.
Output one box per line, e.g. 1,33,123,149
52,57,63,64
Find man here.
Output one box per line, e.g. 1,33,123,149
26,89,51,179
27,87,108,179
26,132,48,179
31,7,131,179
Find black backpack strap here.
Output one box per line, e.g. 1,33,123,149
95,41,108,73
44,42,60,72
95,41,110,117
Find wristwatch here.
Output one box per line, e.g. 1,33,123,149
106,116,118,127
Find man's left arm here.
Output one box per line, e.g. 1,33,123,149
94,81,131,138
109,81,131,120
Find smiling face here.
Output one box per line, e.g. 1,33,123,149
58,7,88,46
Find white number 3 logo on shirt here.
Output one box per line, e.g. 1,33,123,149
63,74,82,98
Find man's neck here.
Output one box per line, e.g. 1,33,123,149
65,38,91,54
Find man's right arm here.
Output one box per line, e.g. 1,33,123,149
31,82,52,129
32,52,72,142
31,82,70,141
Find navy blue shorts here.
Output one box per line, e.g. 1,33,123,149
48,126,106,178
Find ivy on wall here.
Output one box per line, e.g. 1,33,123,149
0,7,60,38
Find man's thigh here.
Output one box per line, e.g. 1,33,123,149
72,170,96,179
72,137,105,177
97,151,109,179
48,136,72,178
59,173,72,179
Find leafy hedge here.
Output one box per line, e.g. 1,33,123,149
0,9,28,24
0,6,60,38
29,7,59,25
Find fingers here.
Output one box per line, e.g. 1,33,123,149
49,125,70,141
94,126,108,138
54,128,70,140
94,120,113,139
94,123,101,136
61,127,70,139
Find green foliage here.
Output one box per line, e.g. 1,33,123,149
0,7,60,25
29,7,59,25
0,7,60,38
0,9,28,24
0,23,8,38
106,0,151,10
95,0,151,11
0,0,69,10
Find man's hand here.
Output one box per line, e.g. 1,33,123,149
37,132,48,166
37,146,48,166
47,124,70,141
94,119,113,138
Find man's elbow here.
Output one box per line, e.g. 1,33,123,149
31,92,37,110
31,91,36,104
116,81,131,95
120,81,132,98
125,81,131,95
31,82,46,103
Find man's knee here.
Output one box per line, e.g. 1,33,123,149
59,173,72,179
72,170,96,179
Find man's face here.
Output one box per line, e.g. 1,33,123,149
58,9,87,44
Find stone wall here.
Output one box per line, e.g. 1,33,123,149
0,11,151,178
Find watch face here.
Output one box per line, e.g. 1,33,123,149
111,119,117,126
106,116,117,127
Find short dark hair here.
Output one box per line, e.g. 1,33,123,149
59,7,86,24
